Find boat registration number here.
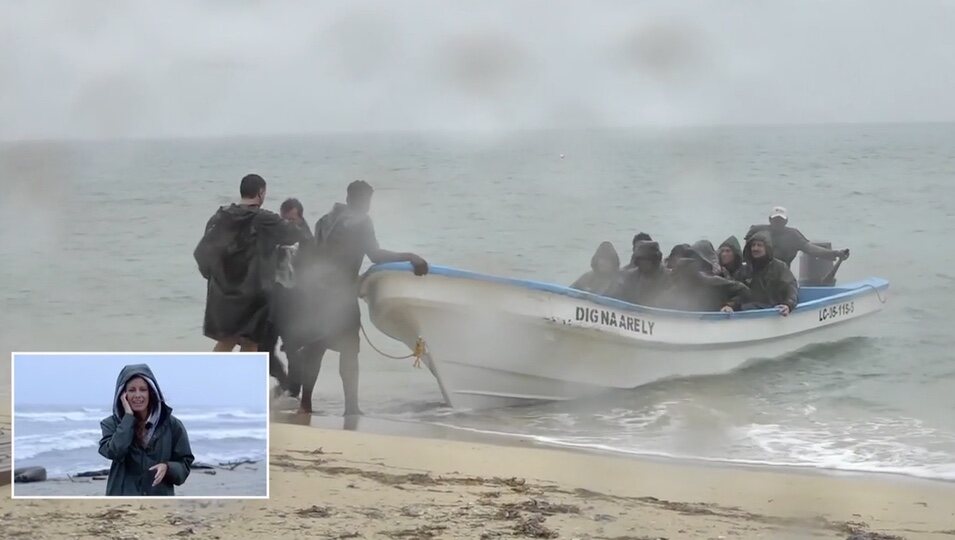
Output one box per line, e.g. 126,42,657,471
818,301,855,322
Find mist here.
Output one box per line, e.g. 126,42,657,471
3,0,955,142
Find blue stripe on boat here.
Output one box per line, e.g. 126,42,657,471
363,263,889,320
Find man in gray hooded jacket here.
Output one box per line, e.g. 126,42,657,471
98,364,193,496
295,181,429,416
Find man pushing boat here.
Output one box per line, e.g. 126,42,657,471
295,180,429,416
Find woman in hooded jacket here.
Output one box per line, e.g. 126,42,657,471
98,364,194,496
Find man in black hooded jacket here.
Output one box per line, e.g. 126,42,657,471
194,174,304,353
737,231,799,316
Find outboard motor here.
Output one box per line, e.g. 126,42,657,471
799,241,836,286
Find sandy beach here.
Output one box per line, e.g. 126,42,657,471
2,421,953,539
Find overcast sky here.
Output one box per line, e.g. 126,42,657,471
14,353,267,409
2,0,954,140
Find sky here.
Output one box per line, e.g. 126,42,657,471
12,353,268,410
2,0,954,141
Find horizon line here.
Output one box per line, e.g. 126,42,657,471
3,120,954,145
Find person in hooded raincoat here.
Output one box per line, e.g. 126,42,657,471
744,206,850,268
664,243,750,312
717,235,746,280
294,180,429,416
622,233,653,271
615,241,670,307
570,241,622,296
98,364,193,496
736,231,800,316
194,174,304,352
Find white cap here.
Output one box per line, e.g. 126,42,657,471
769,206,788,220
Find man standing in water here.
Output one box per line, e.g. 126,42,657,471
297,180,428,416
194,174,301,352
745,206,850,268
264,198,314,396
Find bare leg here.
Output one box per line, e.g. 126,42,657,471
213,339,237,352
238,338,258,352
298,344,326,414
285,347,303,398
340,344,362,417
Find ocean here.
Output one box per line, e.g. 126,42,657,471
2,124,954,481
13,405,267,478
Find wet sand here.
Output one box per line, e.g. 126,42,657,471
2,422,954,539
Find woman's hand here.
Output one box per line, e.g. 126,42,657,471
120,392,133,415
150,463,169,486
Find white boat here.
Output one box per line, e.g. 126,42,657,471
359,263,889,410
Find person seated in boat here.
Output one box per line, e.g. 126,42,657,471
665,244,693,270
622,232,653,271
744,206,850,268
735,231,799,316
664,246,750,312
717,235,746,280
615,241,670,307
570,241,622,296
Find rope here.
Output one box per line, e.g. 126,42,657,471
865,283,888,304
359,324,427,368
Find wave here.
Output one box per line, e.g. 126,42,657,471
17,408,266,424
16,411,104,423
15,429,102,460
412,419,955,482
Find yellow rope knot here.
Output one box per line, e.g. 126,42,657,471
412,337,427,368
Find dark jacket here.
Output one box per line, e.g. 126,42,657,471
194,204,300,342
571,242,622,297
98,364,193,496
718,235,746,279
737,231,799,311
615,241,671,307
285,203,381,350
665,250,750,312
745,224,838,267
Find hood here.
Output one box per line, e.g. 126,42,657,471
744,230,775,262
633,241,663,265
690,240,718,271
316,203,366,245
112,364,170,442
590,241,620,271
719,236,743,260
665,244,692,267
218,203,261,227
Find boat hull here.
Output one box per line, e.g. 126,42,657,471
360,264,889,410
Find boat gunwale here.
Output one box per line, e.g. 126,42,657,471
362,263,889,321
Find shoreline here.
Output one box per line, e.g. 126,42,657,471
272,409,955,487
8,423,953,539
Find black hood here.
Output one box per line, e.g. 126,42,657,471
720,236,743,260
112,364,170,424
690,240,718,271
633,241,663,265
591,241,620,271
744,230,775,263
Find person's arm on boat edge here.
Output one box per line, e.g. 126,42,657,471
368,248,429,275
776,266,799,317
361,218,429,276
